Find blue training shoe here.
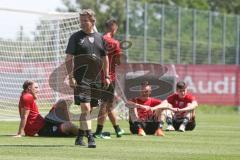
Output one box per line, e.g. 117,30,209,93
93,132,111,139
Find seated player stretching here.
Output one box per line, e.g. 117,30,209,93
14,80,78,137
164,81,198,132
126,81,172,136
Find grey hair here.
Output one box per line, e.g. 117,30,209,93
79,9,96,23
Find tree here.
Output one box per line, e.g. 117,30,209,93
59,0,126,34
141,0,240,14
59,0,240,33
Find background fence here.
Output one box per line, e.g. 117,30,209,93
124,0,240,65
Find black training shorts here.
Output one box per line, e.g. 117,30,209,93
173,118,196,131
74,82,102,106
129,121,159,135
38,119,73,137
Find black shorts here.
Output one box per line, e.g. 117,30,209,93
74,82,102,106
102,82,115,103
173,118,196,131
129,121,159,135
38,119,72,137
90,82,115,107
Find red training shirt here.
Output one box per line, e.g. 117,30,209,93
167,93,195,119
103,32,121,81
18,92,45,136
131,97,161,121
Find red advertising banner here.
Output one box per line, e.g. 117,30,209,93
175,64,240,106
1,61,239,107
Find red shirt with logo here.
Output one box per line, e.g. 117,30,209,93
103,32,121,81
167,93,195,119
131,97,161,121
18,92,45,136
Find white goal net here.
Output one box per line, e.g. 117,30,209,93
0,8,81,120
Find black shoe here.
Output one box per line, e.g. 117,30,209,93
75,136,86,146
116,128,125,138
88,135,96,148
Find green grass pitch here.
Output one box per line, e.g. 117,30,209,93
0,106,239,160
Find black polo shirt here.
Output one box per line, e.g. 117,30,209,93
66,30,106,83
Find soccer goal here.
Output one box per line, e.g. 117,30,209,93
0,8,82,120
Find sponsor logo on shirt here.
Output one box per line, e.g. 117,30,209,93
80,39,84,44
88,37,94,43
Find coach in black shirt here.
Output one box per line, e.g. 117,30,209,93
65,9,110,148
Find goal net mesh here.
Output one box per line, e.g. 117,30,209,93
0,9,81,120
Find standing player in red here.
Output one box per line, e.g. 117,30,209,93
94,19,124,139
14,80,78,137
165,81,198,132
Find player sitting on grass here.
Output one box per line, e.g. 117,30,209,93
164,81,198,132
126,81,172,136
14,80,78,137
